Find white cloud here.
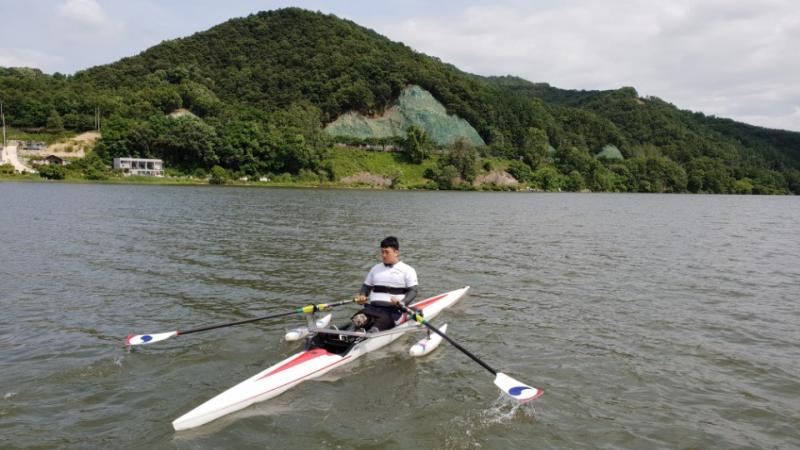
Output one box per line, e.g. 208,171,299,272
739,106,800,132
0,49,62,70
56,0,125,39
58,0,107,26
373,0,800,131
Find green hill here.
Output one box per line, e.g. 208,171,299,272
1,8,798,193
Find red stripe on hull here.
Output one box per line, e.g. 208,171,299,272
412,294,448,311
194,353,352,425
259,348,332,379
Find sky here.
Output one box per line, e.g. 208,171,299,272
1,0,798,132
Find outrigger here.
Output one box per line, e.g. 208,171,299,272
125,286,543,431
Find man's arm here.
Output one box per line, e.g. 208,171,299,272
359,284,372,296
355,284,372,304
402,285,418,305
403,265,419,305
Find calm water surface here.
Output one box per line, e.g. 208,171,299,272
1,182,798,449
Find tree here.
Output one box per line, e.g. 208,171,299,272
624,156,687,193
93,115,162,162
403,125,431,163
436,165,461,189
216,120,273,174
209,165,229,184
519,127,549,168
46,110,64,132
565,170,586,191
38,164,66,180
179,80,221,116
785,169,800,194
686,157,732,193
154,116,219,170
273,133,321,174
75,153,109,180
141,86,183,113
0,163,15,175
506,160,533,183
443,138,478,182
732,178,753,194
532,165,564,191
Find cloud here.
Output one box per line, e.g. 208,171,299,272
0,49,62,71
739,106,800,132
56,0,125,39
374,0,800,131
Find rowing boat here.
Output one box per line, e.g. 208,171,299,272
172,286,471,431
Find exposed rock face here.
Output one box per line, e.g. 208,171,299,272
324,85,485,146
168,108,198,119
596,144,624,160
473,170,518,187
339,172,392,187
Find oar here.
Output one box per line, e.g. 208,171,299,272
399,303,543,403
125,299,355,347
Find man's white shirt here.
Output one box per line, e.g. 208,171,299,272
364,261,418,303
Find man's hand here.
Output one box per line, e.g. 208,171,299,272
389,296,402,305
354,295,368,305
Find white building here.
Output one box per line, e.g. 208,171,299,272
113,157,164,176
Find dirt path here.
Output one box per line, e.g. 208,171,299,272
44,131,101,157
1,144,36,173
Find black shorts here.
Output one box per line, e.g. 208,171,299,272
357,304,401,331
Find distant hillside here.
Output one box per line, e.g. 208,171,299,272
1,8,798,193
483,75,800,170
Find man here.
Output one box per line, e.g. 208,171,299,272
352,236,418,331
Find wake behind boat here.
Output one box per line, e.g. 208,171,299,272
172,286,473,431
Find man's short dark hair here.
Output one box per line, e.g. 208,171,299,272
380,236,399,250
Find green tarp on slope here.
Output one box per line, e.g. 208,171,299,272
324,85,485,146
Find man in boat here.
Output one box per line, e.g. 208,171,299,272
351,236,418,331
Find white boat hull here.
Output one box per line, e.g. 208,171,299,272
172,286,469,431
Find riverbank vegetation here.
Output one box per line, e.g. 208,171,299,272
1,8,799,194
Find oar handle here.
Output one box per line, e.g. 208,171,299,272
398,303,498,376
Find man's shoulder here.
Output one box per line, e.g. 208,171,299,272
396,261,416,273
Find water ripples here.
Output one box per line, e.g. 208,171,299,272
1,184,799,449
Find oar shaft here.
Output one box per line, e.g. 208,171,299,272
177,299,354,336
401,305,497,376
179,310,298,335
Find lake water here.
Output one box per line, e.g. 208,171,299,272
1,182,798,449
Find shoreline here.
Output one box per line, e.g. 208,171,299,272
0,174,402,190
1,175,793,195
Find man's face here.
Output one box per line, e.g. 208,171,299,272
380,246,400,265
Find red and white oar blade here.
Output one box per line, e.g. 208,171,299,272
493,372,543,402
125,331,178,347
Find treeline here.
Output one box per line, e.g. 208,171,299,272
94,105,329,178
1,8,799,193
0,67,103,131
482,77,800,193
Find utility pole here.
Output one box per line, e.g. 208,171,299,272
1,101,6,149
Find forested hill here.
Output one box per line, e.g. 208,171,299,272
77,8,497,127
1,8,798,193
482,75,800,169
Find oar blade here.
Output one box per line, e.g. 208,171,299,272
125,331,178,347
493,372,543,403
